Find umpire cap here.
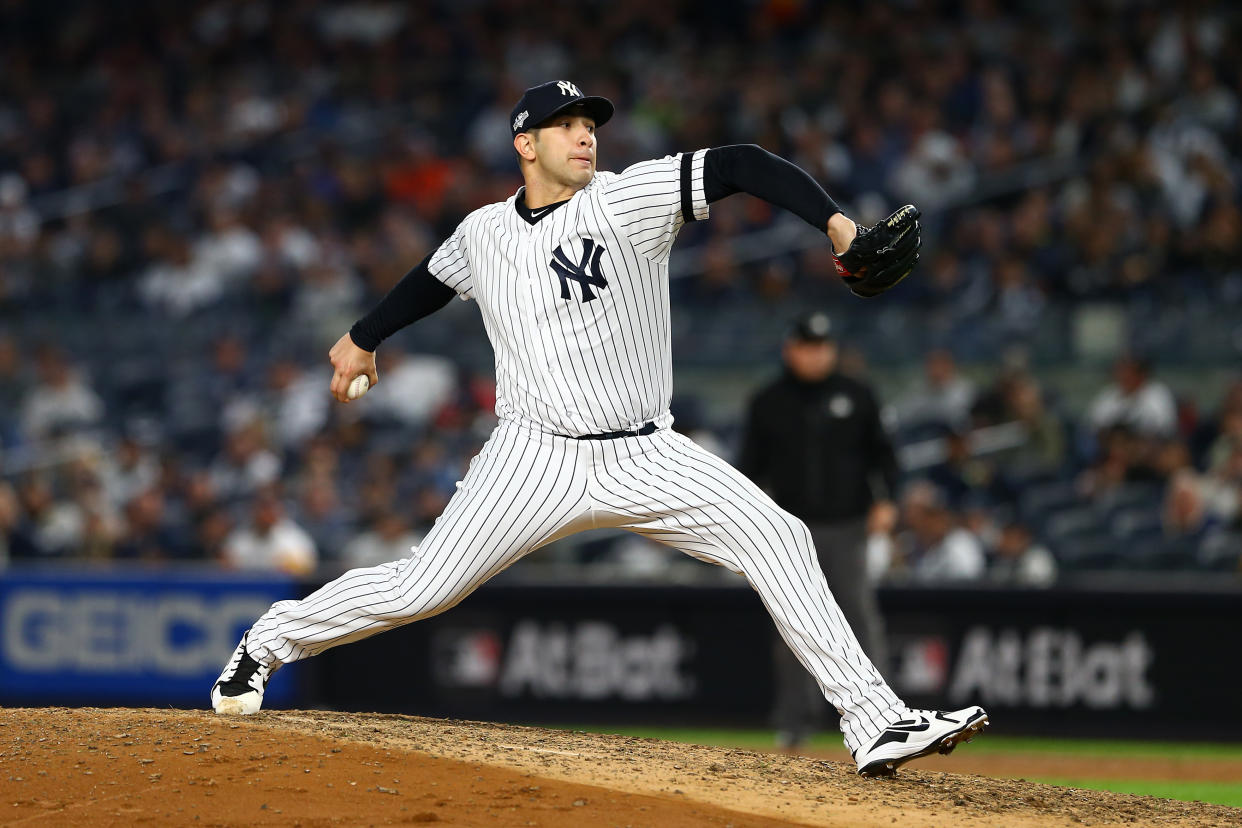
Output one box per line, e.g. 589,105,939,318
789,311,835,343
511,80,614,136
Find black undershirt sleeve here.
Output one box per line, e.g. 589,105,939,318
702,144,841,232
348,252,455,352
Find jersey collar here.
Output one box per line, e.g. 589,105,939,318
514,186,571,225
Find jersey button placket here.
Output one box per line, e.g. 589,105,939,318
521,229,559,380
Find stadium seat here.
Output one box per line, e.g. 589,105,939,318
1005,466,1059,492
1043,507,1103,545
1129,538,1197,571
1019,480,1080,525
1093,482,1162,520
1054,536,1125,571
1109,508,1163,542
1197,533,1242,572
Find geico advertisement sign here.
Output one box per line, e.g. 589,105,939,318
3,589,272,676
434,620,696,701
948,626,1155,710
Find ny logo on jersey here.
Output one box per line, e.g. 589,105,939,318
557,80,582,97
550,239,608,302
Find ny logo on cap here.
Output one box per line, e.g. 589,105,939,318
556,80,582,97
551,239,608,302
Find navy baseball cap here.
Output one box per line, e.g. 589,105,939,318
790,311,835,342
510,80,614,137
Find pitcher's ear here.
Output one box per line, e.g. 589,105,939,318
514,132,536,162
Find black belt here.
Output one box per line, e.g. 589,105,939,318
572,421,658,440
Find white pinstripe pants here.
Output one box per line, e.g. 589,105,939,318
247,422,904,751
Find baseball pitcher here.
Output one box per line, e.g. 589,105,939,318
212,80,986,778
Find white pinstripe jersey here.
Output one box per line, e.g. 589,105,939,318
428,150,710,437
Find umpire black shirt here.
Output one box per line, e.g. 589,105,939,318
739,370,900,523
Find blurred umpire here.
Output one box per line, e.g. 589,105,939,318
739,310,899,750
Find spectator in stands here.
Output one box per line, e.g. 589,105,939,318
265,357,331,450
987,256,1045,340
295,477,353,561
899,481,986,582
0,173,38,258
962,503,1001,553
78,507,121,559
906,249,986,319
221,488,317,575
195,206,263,285
99,434,160,510
114,487,186,560
0,334,25,445
894,349,976,431
186,334,256,429
671,394,729,459
988,522,1057,587
138,228,226,318
300,433,344,483
1077,425,1140,500
179,470,220,525
965,360,1023,428
342,509,422,569
1148,439,1194,482
1003,375,1067,475
354,450,400,525
364,347,458,429
409,484,452,534
1160,470,1229,558
291,260,364,328
1200,457,1241,532
191,507,233,561
1205,384,1242,474
1009,190,1062,286
164,333,257,448
208,418,282,503
18,346,104,444
0,481,32,563
926,425,1012,509
1088,354,1177,440
62,452,123,559
12,473,83,558
889,131,976,211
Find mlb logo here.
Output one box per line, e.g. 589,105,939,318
431,628,503,689
894,635,949,695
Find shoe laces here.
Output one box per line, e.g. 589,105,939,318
218,651,271,696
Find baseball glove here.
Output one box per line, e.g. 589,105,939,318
832,205,922,298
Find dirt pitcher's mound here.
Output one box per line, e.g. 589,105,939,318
1,709,1237,828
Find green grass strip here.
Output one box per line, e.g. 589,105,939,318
1028,778,1242,808
949,736,1242,761
549,725,1242,807
552,725,1242,762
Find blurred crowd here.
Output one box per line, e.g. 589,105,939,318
862,350,1242,584
0,331,495,573
0,0,1239,579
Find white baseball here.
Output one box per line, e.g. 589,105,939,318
347,374,370,400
